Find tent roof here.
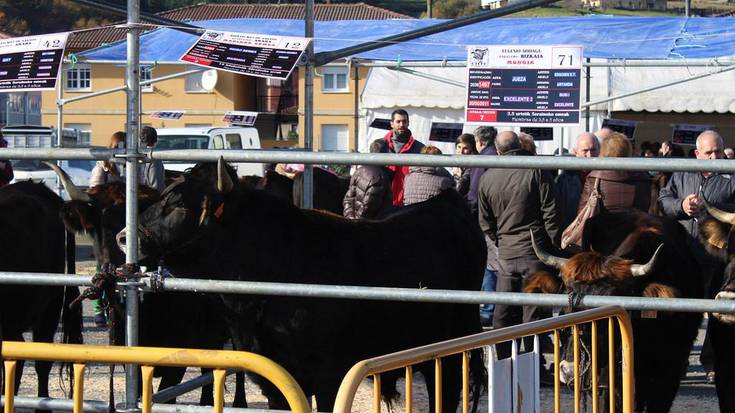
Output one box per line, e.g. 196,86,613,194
81,15,735,62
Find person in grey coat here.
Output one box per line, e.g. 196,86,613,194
140,126,166,193
658,129,735,383
403,145,455,205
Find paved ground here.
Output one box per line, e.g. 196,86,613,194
9,236,721,412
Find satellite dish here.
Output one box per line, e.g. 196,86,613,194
201,69,218,91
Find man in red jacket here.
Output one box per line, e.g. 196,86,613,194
384,109,424,206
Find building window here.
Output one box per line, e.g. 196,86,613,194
321,124,349,151
66,64,91,91
141,65,153,92
322,66,349,93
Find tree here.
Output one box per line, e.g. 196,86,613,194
0,0,115,35
428,0,481,18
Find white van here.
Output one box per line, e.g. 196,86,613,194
155,127,264,177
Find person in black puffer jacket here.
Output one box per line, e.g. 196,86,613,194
343,139,394,219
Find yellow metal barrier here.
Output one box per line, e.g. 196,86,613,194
333,306,634,413
1,342,310,413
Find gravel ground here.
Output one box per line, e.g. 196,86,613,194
9,237,721,412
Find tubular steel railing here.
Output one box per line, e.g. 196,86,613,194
1,341,310,413
333,306,634,413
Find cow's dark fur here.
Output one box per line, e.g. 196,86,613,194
60,181,246,406
0,181,82,410
292,167,350,214
527,210,702,412
136,162,486,412
698,216,735,413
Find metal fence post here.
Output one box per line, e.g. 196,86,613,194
124,0,142,410
302,0,314,209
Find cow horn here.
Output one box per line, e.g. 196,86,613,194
530,230,568,269
702,196,735,225
629,244,663,277
43,161,91,202
217,157,234,194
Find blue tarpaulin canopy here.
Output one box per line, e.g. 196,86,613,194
81,15,735,62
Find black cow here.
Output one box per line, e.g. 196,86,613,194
48,165,246,407
129,159,486,412
695,202,735,413
526,210,703,412
292,167,351,215
0,181,83,409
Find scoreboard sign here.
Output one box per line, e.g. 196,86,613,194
180,30,310,80
465,45,583,126
0,33,69,92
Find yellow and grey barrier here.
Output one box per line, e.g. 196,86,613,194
333,306,634,413
1,342,310,413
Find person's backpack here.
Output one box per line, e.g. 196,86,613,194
561,178,602,251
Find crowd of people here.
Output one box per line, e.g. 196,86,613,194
338,109,735,383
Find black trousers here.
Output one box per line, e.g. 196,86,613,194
492,255,553,359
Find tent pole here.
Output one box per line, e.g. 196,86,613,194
302,0,314,209
585,57,590,131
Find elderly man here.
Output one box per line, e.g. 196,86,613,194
555,132,600,229
478,131,560,354
658,130,735,384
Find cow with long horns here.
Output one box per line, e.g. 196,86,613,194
526,209,703,412
697,199,735,413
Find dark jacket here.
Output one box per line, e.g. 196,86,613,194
455,167,471,199
658,172,735,240
467,145,497,216
0,137,12,188
578,170,651,214
478,150,561,260
403,166,455,205
554,169,584,229
342,165,393,219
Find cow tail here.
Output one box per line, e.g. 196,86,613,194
59,231,83,396
469,348,487,413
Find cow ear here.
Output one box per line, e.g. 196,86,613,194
62,202,96,233
642,282,679,298
523,271,561,294
699,218,729,251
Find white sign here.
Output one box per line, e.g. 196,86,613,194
180,30,310,80
465,45,583,126
223,111,258,126
150,110,185,120
0,32,69,92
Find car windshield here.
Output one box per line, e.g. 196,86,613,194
157,135,209,150
11,159,51,171
65,159,95,171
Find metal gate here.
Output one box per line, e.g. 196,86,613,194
333,306,634,413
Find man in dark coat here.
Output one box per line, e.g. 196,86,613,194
383,109,424,206
465,126,499,327
478,131,561,353
0,134,13,188
343,139,393,219
658,130,735,383
555,132,599,229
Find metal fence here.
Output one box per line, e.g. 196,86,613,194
333,306,634,413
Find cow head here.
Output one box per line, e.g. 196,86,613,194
699,199,735,323
526,232,673,386
46,162,160,266
126,158,237,264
